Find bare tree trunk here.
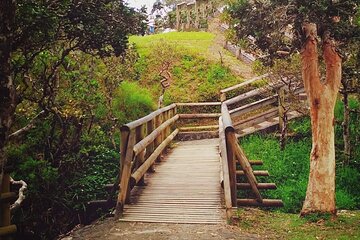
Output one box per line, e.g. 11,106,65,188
300,23,341,216
0,0,16,190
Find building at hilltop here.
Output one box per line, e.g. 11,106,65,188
176,0,216,31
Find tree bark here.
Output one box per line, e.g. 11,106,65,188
300,23,341,215
0,0,16,190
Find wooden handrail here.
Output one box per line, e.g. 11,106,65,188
130,129,179,187
176,102,221,106
229,95,278,117
133,115,179,156
219,117,235,219
121,104,176,131
178,113,221,119
116,104,179,218
220,73,270,94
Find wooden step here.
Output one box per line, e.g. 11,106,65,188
236,170,269,176
236,183,277,189
237,199,284,207
179,125,219,132
0,192,16,203
247,160,263,165
0,225,17,237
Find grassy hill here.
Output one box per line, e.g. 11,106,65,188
129,32,248,103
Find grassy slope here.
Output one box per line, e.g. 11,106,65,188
129,32,247,103
130,32,215,56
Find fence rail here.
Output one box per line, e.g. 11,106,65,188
113,74,300,219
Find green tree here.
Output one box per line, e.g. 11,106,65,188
226,0,360,216
0,0,143,191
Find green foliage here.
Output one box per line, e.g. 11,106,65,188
225,0,360,64
207,64,229,83
112,81,155,124
241,131,360,213
288,117,311,136
303,212,333,223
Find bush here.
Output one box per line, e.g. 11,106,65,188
241,133,360,212
112,81,155,124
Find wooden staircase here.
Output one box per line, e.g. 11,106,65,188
89,74,309,223
120,139,223,224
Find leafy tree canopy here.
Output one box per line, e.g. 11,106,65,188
225,0,360,61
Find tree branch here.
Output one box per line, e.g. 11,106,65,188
323,31,342,91
10,177,27,212
7,110,45,140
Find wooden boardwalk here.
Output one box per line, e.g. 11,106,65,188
121,139,224,224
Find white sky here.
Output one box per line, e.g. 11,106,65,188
126,0,155,12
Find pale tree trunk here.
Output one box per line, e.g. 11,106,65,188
300,23,342,215
0,0,16,190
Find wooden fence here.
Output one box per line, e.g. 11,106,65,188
114,103,221,218
0,173,17,239
114,75,304,219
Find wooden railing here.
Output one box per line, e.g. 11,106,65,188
113,75,302,219
220,73,270,102
0,173,17,238
114,103,221,218
219,103,265,217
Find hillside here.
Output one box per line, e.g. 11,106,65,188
129,31,254,103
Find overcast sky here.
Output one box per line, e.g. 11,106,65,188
126,0,155,12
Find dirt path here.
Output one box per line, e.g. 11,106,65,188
62,219,260,240
207,16,255,79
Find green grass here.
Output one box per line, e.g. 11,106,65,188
129,32,215,56
240,128,360,212
129,31,244,103
235,208,360,240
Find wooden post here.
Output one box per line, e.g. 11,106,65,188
220,92,226,102
154,114,162,162
135,124,146,186
120,129,131,203
146,119,155,172
278,86,286,131
115,131,136,219
120,130,130,180
162,111,169,155
0,173,13,240
225,132,237,207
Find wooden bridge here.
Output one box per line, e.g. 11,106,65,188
104,74,306,224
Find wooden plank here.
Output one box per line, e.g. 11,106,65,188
220,73,270,94
123,104,176,131
176,102,221,106
146,119,155,172
237,199,284,207
0,192,16,203
179,125,219,131
0,225,17,237
230,95,278,118
130,129,179,186
115,131,136,219
134,124,146,186
231,134,262,203
178,113,221,119
237,183,277,189
133,115,179,156
233,107,278,129
237,170,269,176
1,174,11,234
120,138,223,224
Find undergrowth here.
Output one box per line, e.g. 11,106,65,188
241,99,360,213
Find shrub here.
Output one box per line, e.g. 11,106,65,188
112,81,155,124
241,132,360,212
